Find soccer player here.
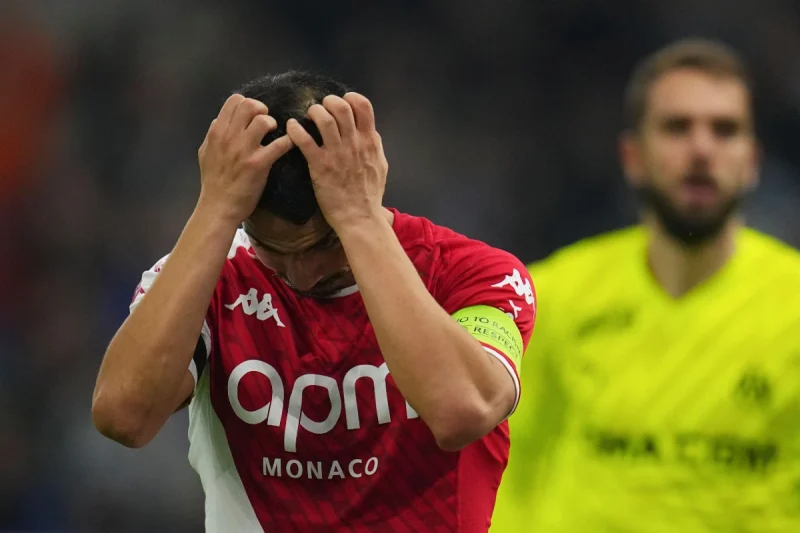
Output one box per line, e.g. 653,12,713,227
492,39,800,532
92,71,536,532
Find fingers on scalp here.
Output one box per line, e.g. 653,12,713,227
253,114,277,130
228,98,267,135
246,114,276,142
323,95,356,136
307,103,340,142
343,92,375,130
219,93,245,123
243,98,269,115
308,103,335,126
257,134,294,165
286,118,318,152
322,94,348,113
225,93,245,108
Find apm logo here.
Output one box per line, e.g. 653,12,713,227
734,370,772,409
228,360,419,453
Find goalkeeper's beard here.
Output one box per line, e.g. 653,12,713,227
635,184,745,248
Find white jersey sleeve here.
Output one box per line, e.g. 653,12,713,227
130,255,212,385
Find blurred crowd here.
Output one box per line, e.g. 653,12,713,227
1,0,799,531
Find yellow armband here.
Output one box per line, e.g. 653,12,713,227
452,305,524,371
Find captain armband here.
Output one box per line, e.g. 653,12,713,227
451,305,524,371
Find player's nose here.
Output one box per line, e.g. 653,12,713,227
689,124,716,156
284,258,325,292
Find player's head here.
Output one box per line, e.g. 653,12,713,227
620,38,759,246
237,71,354,298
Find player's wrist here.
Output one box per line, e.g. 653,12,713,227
326,205,385,233
332,208,390,245
195,193,249,230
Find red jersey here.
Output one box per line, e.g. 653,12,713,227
131,209,536,532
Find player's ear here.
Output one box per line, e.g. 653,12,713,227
619,129,645,187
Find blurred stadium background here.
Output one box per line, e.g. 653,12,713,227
1,0,799,531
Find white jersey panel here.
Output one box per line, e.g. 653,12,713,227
188,370,262,532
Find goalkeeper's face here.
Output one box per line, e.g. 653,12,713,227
243,210,355,298
622,68,758,245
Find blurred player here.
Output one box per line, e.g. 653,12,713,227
92,71,536,532
492,39,800,532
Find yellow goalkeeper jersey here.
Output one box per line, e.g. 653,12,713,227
492,226,800,533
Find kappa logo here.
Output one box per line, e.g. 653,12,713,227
225,288,285,327
492,269,535,307
506,299,523,320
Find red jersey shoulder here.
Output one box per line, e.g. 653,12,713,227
132,229,257,307
131,229,291,340
391,209,536,347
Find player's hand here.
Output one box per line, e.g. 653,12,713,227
197,94,294,224
286,93,388,231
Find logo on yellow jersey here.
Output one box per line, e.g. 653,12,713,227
734,370,773,409
583,426,778,474
575,307,636,339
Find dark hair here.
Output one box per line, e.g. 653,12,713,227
623,38,752,131
237,71,350,224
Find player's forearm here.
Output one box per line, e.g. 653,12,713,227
93,199,238,446
338,216,512,450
